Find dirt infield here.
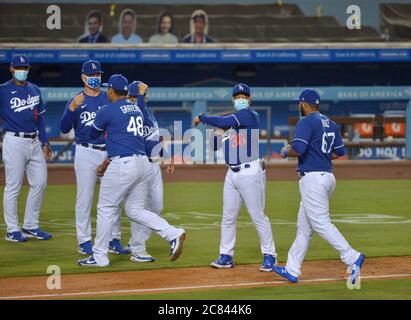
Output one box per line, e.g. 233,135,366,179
1,160,410,185
0,256,410,299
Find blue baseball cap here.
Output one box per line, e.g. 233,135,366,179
102,74,129,92
295,88,320,105
128,80,142,97
10,54,30,68
81,60,103,75
232,83,250,97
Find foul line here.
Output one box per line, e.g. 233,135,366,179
0,273,410,300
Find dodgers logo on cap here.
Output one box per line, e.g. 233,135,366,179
232,83,250,97
81,60,103,75
10,54,30,67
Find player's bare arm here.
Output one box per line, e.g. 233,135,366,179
42,144,52,161
96,159,110,177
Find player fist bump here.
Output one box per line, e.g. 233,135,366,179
69,93,85,112
280,144,291,158
138,82,148,96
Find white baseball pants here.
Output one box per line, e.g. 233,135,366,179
129,161,163,255
74,144,121,245
2,133,47,233
220,160,277,257
286,172,360,277
92,155,183,266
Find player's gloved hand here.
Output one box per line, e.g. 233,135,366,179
69,93,85,112
280,144,291,158
192,116,201,128
96,159,110,177
138,82,148,95
42,143,52,161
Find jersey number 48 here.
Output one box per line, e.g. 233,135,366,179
321,132,335,154
127,116,144,136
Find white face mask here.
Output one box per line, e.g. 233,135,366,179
233,98,249,111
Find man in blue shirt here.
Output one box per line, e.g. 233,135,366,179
78,74,186,267
273,89,365,285
0,54,52,242
192,83,277,272
60,60,128,255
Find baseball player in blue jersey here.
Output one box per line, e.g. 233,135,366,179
273,89,365,285
127,80,174,262
60,60,128,255
192,83,277,272
78,74,185,267
0,54,52,242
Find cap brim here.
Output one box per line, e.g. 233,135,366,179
101,83,109,87
11,64,30,67
293,97,301,101
83,71,104,75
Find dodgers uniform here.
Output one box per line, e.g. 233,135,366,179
78,74,185,267
60,60,125,254
127,82,166,261
197,83,277,272
273,89,364,284
0,55,51,241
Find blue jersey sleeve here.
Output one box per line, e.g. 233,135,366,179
332,124,345,156
60,100,76,134
90,106,109,139
34,85,46,115
292,118,313,155
199,114,238,129
231,109,255,127
293,118,312,145
37,113,48,145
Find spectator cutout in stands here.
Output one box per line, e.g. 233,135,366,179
149,11,179,44
183,10,215,44
78,10,108,43
111,9,142,44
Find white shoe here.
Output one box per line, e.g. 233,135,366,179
130,251,155,262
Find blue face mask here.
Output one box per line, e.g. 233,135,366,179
85,76,101,89
14,70,28,81
233,98,249,111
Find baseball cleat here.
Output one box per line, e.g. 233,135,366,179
130,251,155,263
5,231,28,243
22,228,52,240
260,254,277,272
78,256,99,267
210,254,234,269
273,266,299,283
78,240,93,255
170,231,186,261
351,253,365,284
109,238,130,254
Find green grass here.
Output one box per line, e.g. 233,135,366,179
0,180,410,279
90,279,411,300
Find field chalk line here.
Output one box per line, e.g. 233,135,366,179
0,273,410,300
